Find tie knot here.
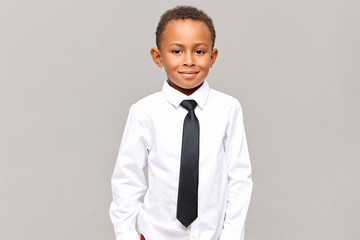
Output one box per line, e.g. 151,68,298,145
181,100,197,111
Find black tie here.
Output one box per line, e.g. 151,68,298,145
177,100,199,228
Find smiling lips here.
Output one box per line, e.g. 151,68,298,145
178,71,199,79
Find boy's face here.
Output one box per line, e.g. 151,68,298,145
151,19,218,95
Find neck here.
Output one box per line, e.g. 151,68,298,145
167,80,203,96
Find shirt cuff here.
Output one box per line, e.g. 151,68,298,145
115,229,139,240
220,228,245,240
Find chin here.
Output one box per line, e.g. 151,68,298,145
181,81,204,89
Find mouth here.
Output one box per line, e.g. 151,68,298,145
178,71,199,79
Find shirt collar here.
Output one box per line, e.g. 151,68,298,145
162,80,209,110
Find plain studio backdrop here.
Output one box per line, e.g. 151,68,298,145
1,0,359,239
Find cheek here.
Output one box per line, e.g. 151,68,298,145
164,62,176,72
199,58,212,69
163,58,179,69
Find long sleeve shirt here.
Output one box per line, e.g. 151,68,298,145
110,80,253,240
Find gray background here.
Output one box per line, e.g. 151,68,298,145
1,0,359,239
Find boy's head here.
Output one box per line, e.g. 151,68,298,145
151,6,218,96
156,6,216,50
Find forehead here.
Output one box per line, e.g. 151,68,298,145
161,19,212,45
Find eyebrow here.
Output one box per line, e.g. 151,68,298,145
169,42,209,47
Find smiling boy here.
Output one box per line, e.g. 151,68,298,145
110,6,253,240
150,17,217,95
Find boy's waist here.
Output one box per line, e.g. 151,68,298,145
137,198,226,240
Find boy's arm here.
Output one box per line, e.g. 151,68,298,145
220,100,253,240
109,104,151,240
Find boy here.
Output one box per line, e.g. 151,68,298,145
110,6,252,240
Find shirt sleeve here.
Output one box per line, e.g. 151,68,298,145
109,104,152,240
220,100,253,240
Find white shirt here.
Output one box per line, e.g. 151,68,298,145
110,81,253,240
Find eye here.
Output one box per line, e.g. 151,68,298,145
194,50,205,55
172,49,182,54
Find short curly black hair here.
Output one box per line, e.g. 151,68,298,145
156,6,216,49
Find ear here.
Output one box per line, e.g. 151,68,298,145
150,48,163,67
210,48,218,68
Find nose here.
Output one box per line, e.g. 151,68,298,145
183,52,195,66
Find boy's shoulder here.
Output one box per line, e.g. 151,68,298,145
128,91,164,115
208,87,242,110
136,91,163,106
